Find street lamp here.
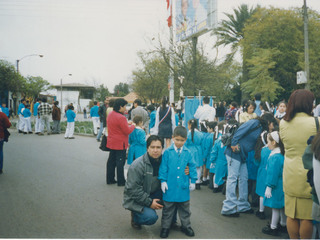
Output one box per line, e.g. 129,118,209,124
16,54,44,73
60,74,72,111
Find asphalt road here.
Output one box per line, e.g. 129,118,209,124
0,131,284,239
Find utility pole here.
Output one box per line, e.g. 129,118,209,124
303,0,310,90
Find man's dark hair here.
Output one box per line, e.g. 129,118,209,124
134,99,142,106
254,93,261,101
173,126,187,139
147,135,164,148
94,101,98,105
42,98,47,102
54,101,59,106
68,104,73,110
108,98,115,108
203,96,210,104
113,98,128,112
231,101,238,108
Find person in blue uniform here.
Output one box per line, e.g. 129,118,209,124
90,101,100,135
22,105,32,134
127,116,147,165
254,131,271,220
1,103,9,117
158,126,197,238
33,98,41,134
185,119,203,189
65,105,76,139
202,121,217,186
18,98,26,133
147,105,156,135
262,131,286,236
210,121,227,193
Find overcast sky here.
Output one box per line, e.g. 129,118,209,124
0,0,320,92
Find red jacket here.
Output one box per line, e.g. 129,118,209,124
0,112,11,139
107,110,135,150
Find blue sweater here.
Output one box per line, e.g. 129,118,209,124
90,105,99,117
66,109,76,122
224,119,262,162
22,108,31,118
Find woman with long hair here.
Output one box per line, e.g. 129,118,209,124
279,89,319,239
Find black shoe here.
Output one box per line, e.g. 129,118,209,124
181,226,195,237
18,130,23,133
221,183,226,195
117,182,125,186
170,222,180,231
222,212,240,217
201,180,208,185
262,224,279,236
255,210,266,219
131,212,141,230
107,180,117,184
213,186,222,193
28,131,33,134
195,183,201,190
160,228,170,238
68,137,75,139
240,208,254,214
23,132,27,134
0,169,3,174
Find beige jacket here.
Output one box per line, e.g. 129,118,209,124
279,113,319,198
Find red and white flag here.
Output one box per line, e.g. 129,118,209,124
166,0,172,27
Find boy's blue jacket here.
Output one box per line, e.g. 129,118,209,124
66,109,76,122
18,103,25,115
224,119,262,162
33,102,40,116
185,130,203,167
90,105,99,117
159,145,197,202
22,108,31,118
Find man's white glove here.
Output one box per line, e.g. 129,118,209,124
265,186,272,198
189,183,195,191
161,182,168,193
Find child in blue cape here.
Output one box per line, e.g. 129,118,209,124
127,115,146,165
201,121,217,186
210,121,228,193
184,119,203,190
159,126,197,238
262,131,286,236
254,131,271,220
65,105,76,139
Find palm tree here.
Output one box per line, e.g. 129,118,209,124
214,4,259,96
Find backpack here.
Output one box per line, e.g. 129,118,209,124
221,121,241,147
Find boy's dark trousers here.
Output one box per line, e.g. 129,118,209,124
161,200,191,229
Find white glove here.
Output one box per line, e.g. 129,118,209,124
265,186,272,198
189,183,195,191
161,182,168,193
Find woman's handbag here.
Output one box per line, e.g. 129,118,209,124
4,128,10,142
99,128,110,151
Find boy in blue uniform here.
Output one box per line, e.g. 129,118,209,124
65,105,76,139
1,103,9,117
22,105,32,134
159,126,197,238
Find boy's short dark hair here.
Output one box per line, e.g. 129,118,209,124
203,96,210,104
173,126,187,139
147,135,164,148
68,105,73,110
94,101,98,105
207,121,217,130
134,99,142,106
133,115,143,125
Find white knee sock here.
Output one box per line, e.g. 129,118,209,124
213,174,218,188
271,208,280,229
196,167,202,183
259,197,265,212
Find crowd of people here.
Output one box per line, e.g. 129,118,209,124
1,89,320,238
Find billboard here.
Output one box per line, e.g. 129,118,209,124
175,0,217,42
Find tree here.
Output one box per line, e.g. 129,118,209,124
25,76,51,100
241,48,283,101
0,60,25,96
241,7,320,101
95,84,110,101
114,82,129,97
214,4,259,99
131,52,169,103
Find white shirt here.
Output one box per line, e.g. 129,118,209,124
194,104,216,123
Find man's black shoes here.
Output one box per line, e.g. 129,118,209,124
181,226,195,237
160,228,170,238
222,212,240,217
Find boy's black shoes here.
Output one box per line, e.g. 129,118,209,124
181,226,195,237
222,212,240,217
255,210,266,219
160,228,170,238
262,224,279,236
277,223,288,234
195,183,201,190
131,212,141,230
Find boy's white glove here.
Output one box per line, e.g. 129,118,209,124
161,182,168,193
265,186,272,198
189,183,195,191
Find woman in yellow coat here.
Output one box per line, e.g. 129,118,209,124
279,89,319,239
